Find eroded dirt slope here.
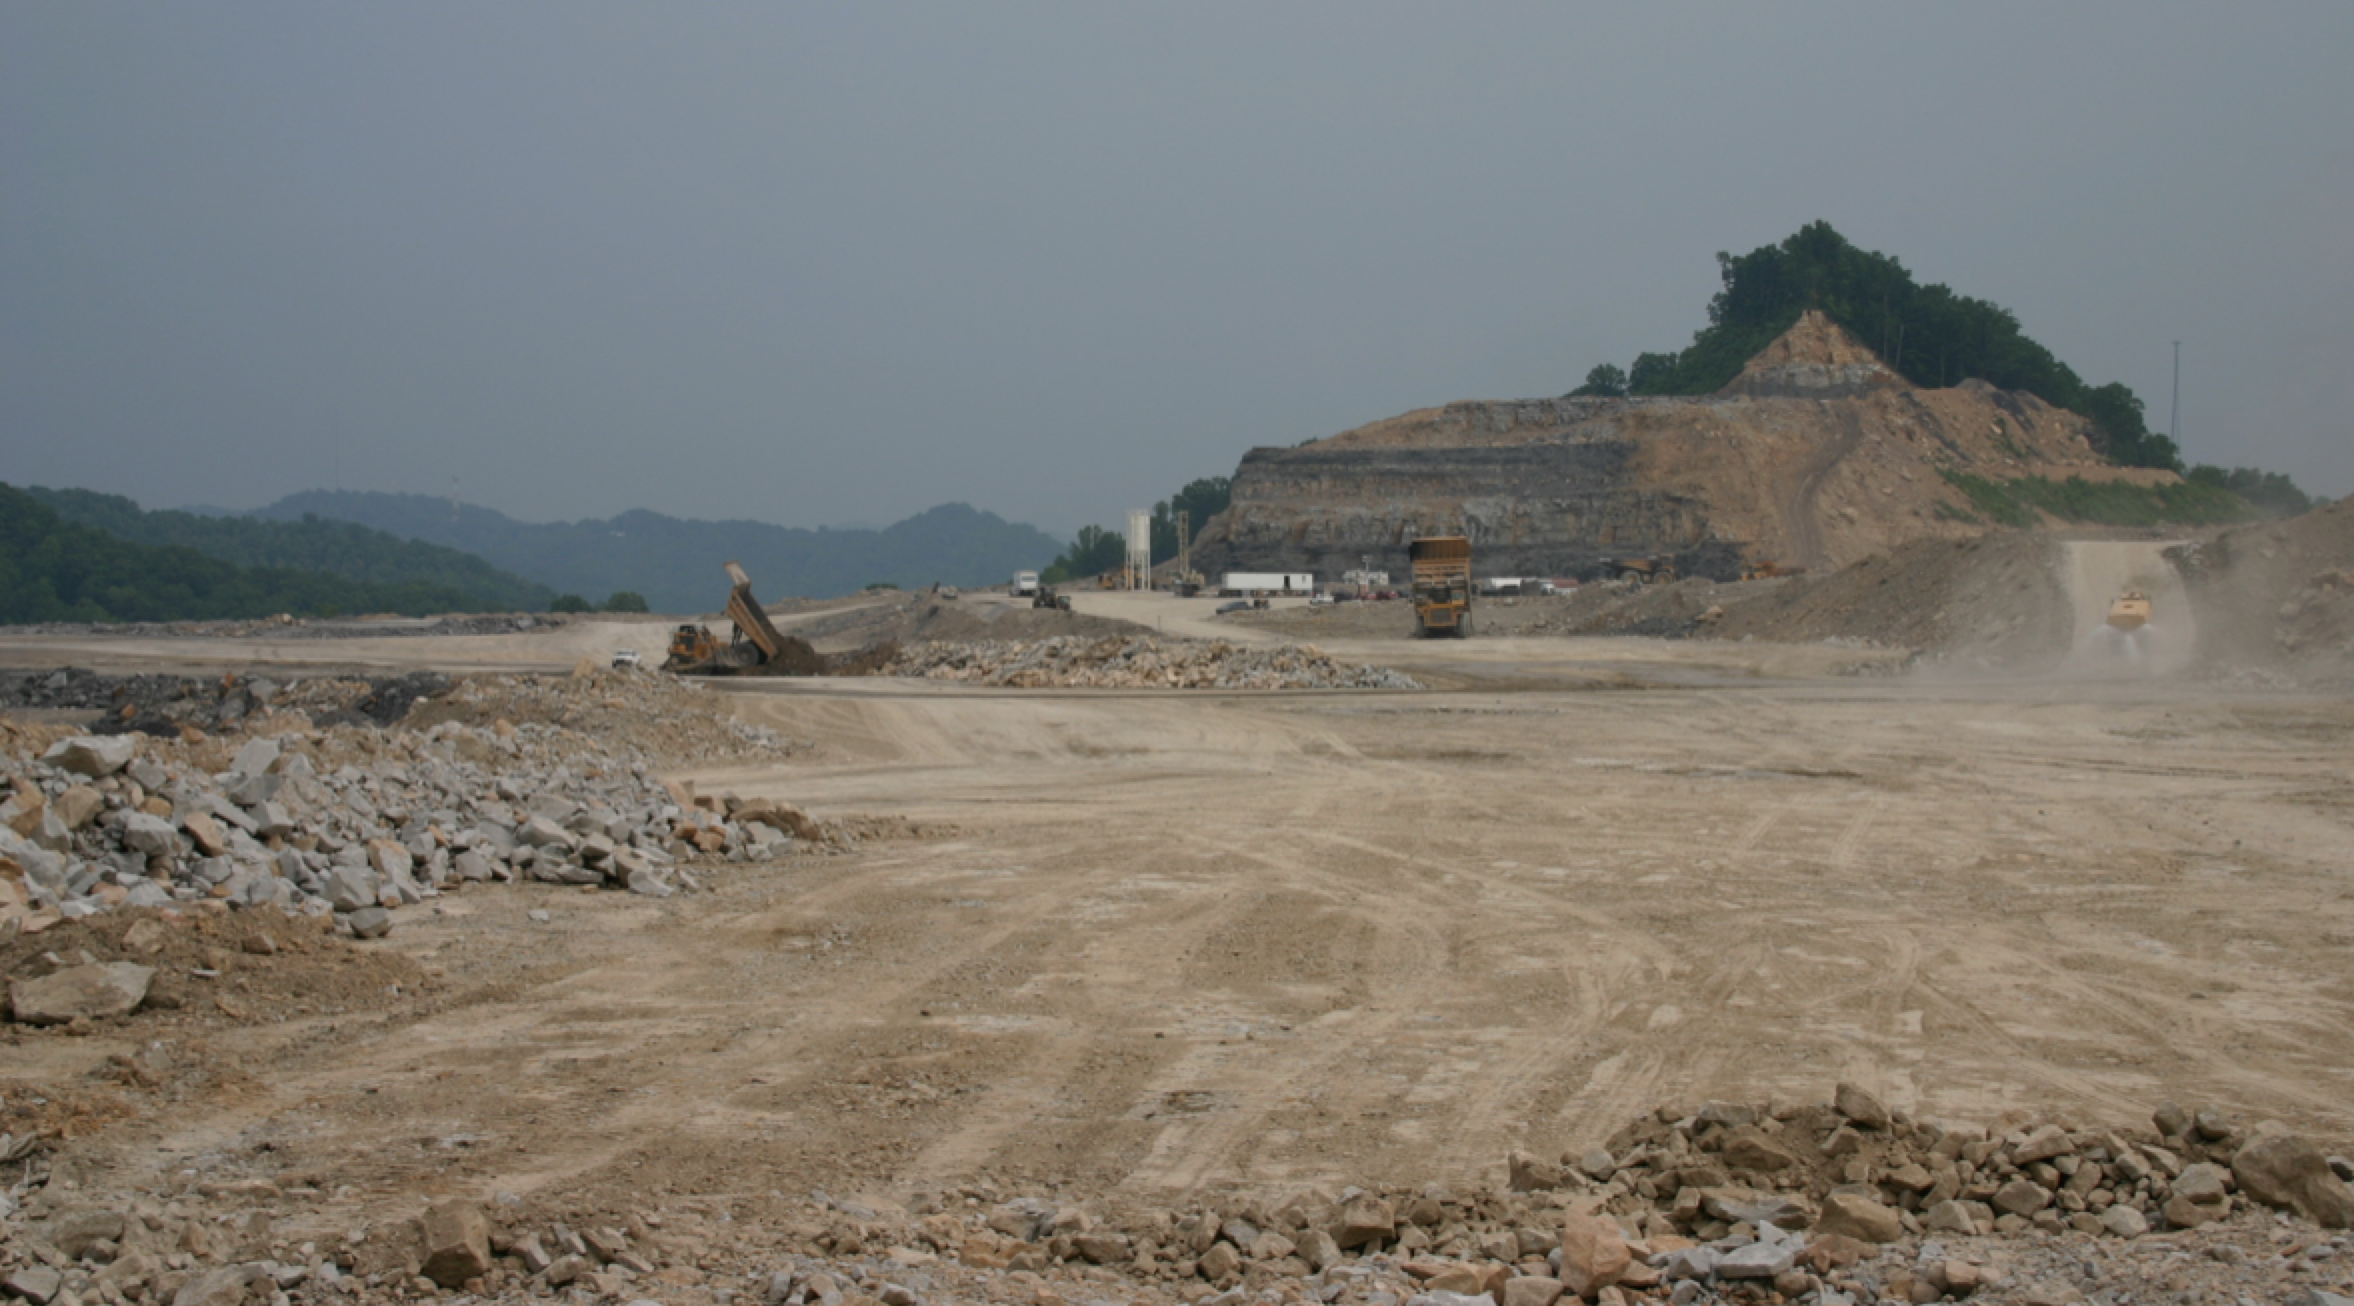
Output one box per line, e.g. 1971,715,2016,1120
1196,312,2179,583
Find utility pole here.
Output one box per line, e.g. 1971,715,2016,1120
2171,341,2182,447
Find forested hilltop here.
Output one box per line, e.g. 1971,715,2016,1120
25,486,554,612
1572,222,2312,511
0,484,540,624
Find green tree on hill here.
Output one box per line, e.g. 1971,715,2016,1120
0,483,525,624
1569,364,1627,398
1581,222,2188,468
23,486,555,610
1147,476,1233,565
1040,525,1127,584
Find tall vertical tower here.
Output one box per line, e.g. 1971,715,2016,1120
1126,508,1152,591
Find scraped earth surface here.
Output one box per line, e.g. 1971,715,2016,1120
6,624,2351,1221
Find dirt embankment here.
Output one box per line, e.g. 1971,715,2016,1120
775,591,1151,654
1230,535,2080,670
1196,312,2153,584
2173,493,2354,678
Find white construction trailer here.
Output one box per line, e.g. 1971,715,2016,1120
1219,572,1315,596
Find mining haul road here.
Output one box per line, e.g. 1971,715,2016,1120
3,616,2350,1230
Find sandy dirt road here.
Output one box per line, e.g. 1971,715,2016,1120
12,627,2351,1235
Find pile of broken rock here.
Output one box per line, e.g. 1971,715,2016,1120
2,721,815,967
0,1087,2349,1306
886,636,1421,690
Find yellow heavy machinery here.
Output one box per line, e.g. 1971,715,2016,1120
663,561,824,675
1409,536,1473,637
2106,590,2152,632
1608,555,1679,585
1740,559,1806,581
665,623,721,667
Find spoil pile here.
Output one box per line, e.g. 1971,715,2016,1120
2,667,454,734
1522,535,2075,670
885,636,1422,690
2174,492,2354,677
1,669,821,945
785,593,1151,652
3,1087,2346,1306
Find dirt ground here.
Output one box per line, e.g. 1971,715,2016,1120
7,594,2352,1259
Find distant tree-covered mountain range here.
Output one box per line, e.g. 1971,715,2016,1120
0,483,536,624
248,490,1063,612
3,482,1069,624
26,486,555,611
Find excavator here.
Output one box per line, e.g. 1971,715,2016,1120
663,562,824,676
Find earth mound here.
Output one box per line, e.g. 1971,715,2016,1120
1194,312,2174,585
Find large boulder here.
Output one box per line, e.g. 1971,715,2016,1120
1329,1195,1395,1250
1509,1149,1565,1191
419,1200,493,1288
323,865,381,912
42,736,136,778
1814,1191,1903,1244
119,812,181,856
1557,1211,1628,1299
10,963,155,1025
2233,1129,2354,1228
1833,1082,1892,1130
52,787,105,832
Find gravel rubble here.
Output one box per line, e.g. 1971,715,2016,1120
0,1087,2346,1306
885,637,1420,691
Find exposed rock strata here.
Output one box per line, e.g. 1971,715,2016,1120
1196,312,2173,581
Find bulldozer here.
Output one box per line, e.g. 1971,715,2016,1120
662,561,825,676
665,623,722,667
1740,559,1806,581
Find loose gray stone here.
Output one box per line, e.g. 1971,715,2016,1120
10,962,155,1025
2,1266,63,1305
345,906,393,939
119,811,181,856
2233,1129,2354,1228
42,736,136,778
2172,1162,2231,1203
1833,1082,1891,1130
420,1200,493,1288
323,865,380,912
170,1265,260,1306
1712,1236,1796,1280
230,737,281,779
2099,1204,2149,1238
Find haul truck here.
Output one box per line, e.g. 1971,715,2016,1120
664,562,824,675
1409,536,1473,636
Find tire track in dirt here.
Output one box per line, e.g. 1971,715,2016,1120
1115,830,1456,1193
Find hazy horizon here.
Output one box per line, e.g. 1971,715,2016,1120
5,4,2349,539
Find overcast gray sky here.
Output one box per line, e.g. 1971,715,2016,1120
5,4,2350,537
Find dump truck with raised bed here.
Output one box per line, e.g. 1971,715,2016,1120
1409,536,1473,637
663,561,824,676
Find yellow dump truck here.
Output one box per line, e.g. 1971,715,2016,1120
663,561,824,675
1409,536,1473,637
